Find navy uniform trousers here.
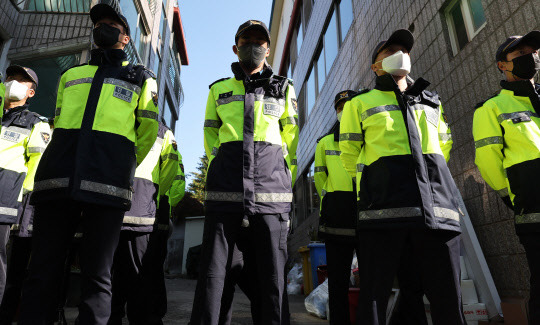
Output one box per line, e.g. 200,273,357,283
0,224,9,305
108,228,169,325
355,228,465,325
519,233,540,324
18,200,124,325
189,213,289,325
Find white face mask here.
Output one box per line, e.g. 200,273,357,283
337,111,343,122
5,80,29,101
379,51,411,76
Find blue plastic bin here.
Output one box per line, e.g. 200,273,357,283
307,243,327,289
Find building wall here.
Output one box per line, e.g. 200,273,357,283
271,0,540,298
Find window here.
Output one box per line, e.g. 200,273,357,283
159,4,167,47
133,17,149,63
305,68,316,116
120,0,149,63
168,41,183,99
296,20,303,57
338,0,353,42
153,50,162,85
324,9,339,75
315,49,325,94
163,95,174,129
25,0,89,12
305,160,320,216
445,0,487,55
14,53,81,118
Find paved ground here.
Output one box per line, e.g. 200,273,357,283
64,278,327,324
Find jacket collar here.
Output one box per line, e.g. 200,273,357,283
4,103,29,117
89,48,128,67
374,74,431,98
231,62,274,82
500,80,540,97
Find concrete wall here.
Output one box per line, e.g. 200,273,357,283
272,0,540,299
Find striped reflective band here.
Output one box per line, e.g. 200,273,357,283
176,173,187,181
497,111,539,123
104,78,141,95
433,207,460,221
325,150,341,156
339,133,363,141
162,153,179,161
80,180,132,200
216,95,245,106
55,107,61,116
204,119,222,128
497,188,509,197
211,147,219,156
206,191,243,202
123,216,155,225
137,110,159,120
0,207,18,216
255,95,286,106
361,105,400,120
358,206,460,221
65,77,93,88
27,147,46,153
359,207,422,220
356,163,365,173
314,166,328,173
318,225,355,236
254,192,293,202
34,177,70,191
205,191,293,203
475,136,503,149
291,159,297,165
516,213,540,224
5,126,31,135
439,133,452,141
280,116,298,126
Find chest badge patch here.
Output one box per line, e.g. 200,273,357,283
219,91,233,99
41,132,51,144
264,103,283,118
424,106,439,127
1,130,21,143
113,86,133,103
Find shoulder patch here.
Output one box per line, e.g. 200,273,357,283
209,77,231,89
474,94,498,109
351,88,371,99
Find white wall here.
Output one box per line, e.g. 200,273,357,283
181,216,205,275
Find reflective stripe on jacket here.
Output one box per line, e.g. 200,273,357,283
339,74,460,232
0,105,50,223
203,63,299,215
473,81,540,232
315,129,357,239
31,48,159,210
122,123,178,232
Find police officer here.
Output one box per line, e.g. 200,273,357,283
339,29,465,324
0,64,49,305
473,31,540,324
18,3,159,324
189,19,298,325
314,90,357,325
108,122,178,324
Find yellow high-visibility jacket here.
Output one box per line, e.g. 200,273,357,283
0,104,50,224
122,122,179,232
31,48,159,211
168,157,186,209
473,80,540,233
315,128,357,239
340,74,460,232
203,62,298,215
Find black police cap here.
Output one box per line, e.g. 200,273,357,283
6,65,39,87
334,90,357,109
235,20,271,45
90,3,131,36
371,29,414,63
496,30,540,61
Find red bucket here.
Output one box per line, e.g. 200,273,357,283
316,264,328,285
348,288,360,324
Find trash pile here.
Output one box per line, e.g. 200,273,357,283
286,263,303,295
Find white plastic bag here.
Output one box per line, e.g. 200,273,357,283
287,282,301,295
287,263,303,284
304,278,329,319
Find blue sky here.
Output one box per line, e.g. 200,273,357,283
175,0,274,186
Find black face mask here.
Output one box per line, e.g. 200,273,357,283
510,52,540,80
93,24,121,49
237,44,267,70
